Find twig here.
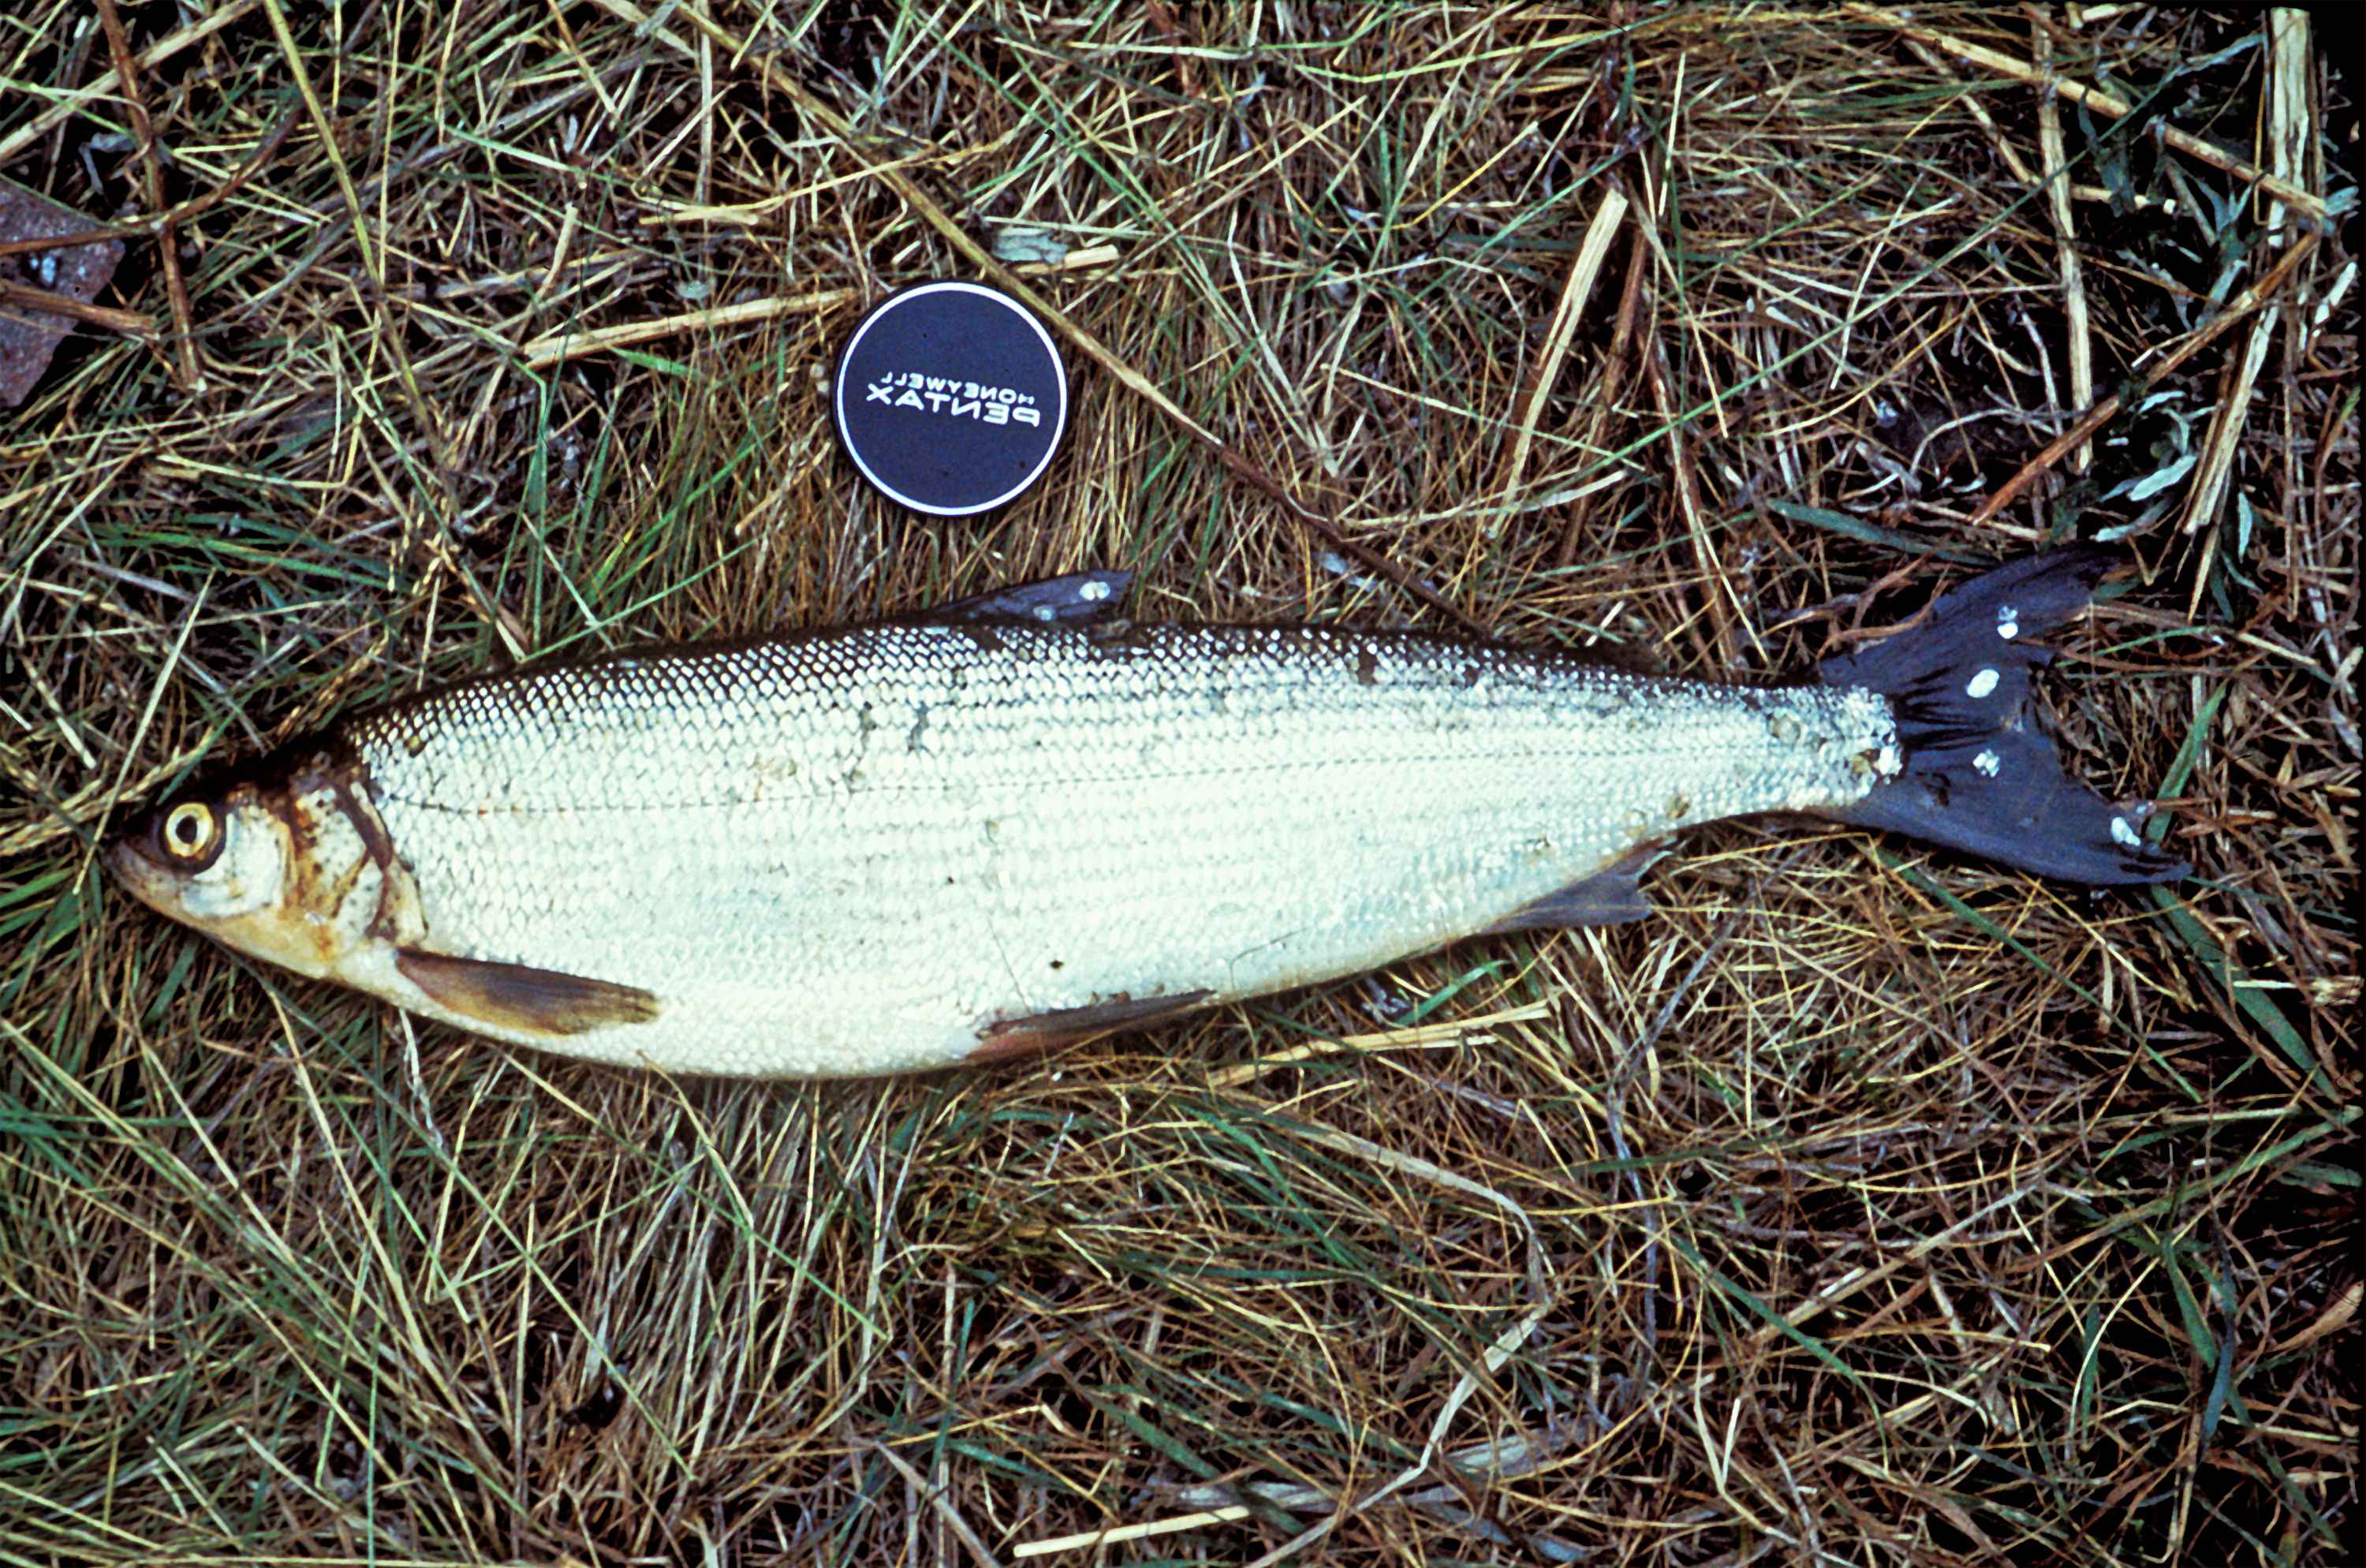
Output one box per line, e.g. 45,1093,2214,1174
1966,231,2319,528
1849,2,2328,222
1633,201,1747,667
257,0,454,508
93,0,200,389
2032,24,2092,472
1204,1002,1553,1088
0,99,301,266
517,288,856,368
1558,208,1651,567
0,279,155,336
2180,8,2314,586
1495,188,1628,521
0,228,129,261
0,0,263,166
871,1443,1005,1568
1014,1506,1253,1559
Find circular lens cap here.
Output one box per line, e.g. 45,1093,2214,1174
832,282,1069,517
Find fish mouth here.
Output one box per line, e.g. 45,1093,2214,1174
104,831,180,917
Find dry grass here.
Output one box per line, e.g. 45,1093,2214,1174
2,3,2356,1563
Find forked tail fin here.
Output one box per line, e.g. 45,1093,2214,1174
1818,548,2188,885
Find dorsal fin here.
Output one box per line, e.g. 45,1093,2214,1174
928,572,1133,627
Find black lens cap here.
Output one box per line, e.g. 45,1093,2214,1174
831,281,1069,517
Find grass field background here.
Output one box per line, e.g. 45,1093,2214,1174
2,3,2355,1562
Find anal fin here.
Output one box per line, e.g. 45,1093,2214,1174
971,987,1215,1061
1484,850,1663,935
397,949,661,1036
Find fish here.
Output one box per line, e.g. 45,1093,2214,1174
108,548,2185,1078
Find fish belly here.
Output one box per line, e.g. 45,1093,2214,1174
353,623,1883,1076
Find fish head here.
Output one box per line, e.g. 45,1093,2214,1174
109,758,389,981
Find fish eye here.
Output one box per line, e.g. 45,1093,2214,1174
159,800,223,867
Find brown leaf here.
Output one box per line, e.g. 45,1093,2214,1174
0,177,125,407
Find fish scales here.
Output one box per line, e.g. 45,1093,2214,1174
336,622,1885,1076
111,554,2186,1079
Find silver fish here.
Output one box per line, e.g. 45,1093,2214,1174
109,551,2181,1077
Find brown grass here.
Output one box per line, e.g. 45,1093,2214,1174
2,3,2355,1564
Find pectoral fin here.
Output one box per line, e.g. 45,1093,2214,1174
1483,850,1663,934
972,987,1215,1060
397,949,661,1036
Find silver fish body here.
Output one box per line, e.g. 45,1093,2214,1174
348,622,1890,1075
108,554,2182,1077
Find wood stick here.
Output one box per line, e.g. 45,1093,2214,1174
1495,189,1628,521
2181,9,2314,543
0,0,263,166
2180,9,2316,615
517,289,856,368
0,99,301,264
1966,231,2318,528
94,0,202,389
2033,27,2092,472
0,278,155,335
1849,2,2328,221
1558,215,1651,568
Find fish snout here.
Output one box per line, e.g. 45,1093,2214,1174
105,822,185,915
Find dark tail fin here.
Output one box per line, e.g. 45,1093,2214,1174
1818,548,2188,886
